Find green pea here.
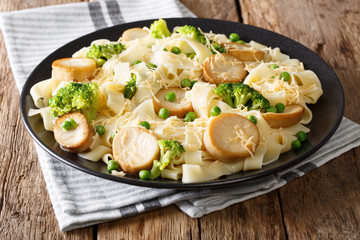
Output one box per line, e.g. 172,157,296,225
140,121,151,130
280,72,290,82
159,108,170,119
190,80,198,88
184,111,196,122
186,52,196,59
210,106,221,116
237,40,245,44
181,78,192,88
133,60,141,66
148,62,157,69
96,125,105,135
248,115,257,124
107,160,119,172
229,33,240,42
97,58,107,66
292,140,302,149
70,118,77,127
139,169,151,180
165,92,176,102
171,46,181,54
61,120,73,131
61,118,77,131
296,131,307,142
266,106,277,113
275,103,285,113
270,64,279,69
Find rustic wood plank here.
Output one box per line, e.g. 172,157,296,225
180,0,240,22
97,205,199,240
280,153,360,239
199,191,286,240
0,1,94,239
240,0,360,238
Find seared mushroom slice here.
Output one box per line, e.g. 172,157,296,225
153,87,193,118
121,28,149,42
53,112,94,153
203,53,247,84
204,113,260,162
221,42,265,62
262,104,304,128
112,126,159,175
52,57,96,82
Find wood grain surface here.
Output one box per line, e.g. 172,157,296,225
0,0,359,239
241,1,360,239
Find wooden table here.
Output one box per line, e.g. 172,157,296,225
1,0,359,239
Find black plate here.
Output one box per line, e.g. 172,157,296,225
20,18,344,189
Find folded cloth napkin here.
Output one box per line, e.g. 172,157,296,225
1,0,360,232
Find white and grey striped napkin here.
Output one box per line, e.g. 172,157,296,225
1,0,360,232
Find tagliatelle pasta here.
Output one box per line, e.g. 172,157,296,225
29,19,323,183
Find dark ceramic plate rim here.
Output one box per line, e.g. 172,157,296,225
20,18,344,189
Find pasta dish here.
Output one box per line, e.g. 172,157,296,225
29,19,323,183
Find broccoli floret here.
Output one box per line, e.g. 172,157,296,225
248,92,270,111
176,25,207,45
149,160,162,180
150,139,185,180
86,42,125,66
210,40,226,53
232,82,253,107
214,82,270,111
123,74,137,99
176,25,226,54
233,83,269,111
213,83,234,108
49,82,99,122
150,18,172,38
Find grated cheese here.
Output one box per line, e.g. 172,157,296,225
226,125,256,158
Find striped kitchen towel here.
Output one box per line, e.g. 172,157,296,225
1,0,360,232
